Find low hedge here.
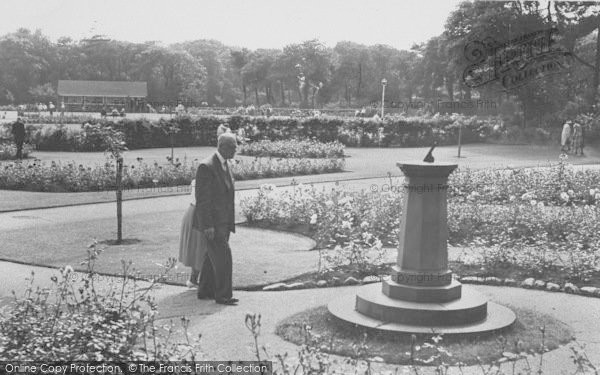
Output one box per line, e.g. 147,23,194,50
1,114,504,151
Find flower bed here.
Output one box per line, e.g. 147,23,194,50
239,139,345,158
0,142,33,160
0,246,200,361
0,157,345,192
242,164,600,282
449,156,600,206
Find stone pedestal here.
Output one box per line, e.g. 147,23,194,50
329,161,515,334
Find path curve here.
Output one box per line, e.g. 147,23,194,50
152,284,600,374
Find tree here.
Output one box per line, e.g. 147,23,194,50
230,48,250,105
28,83,55,103
552,2,600,107
283,40,332,108
242,49,276,105
332,42,370,106
99,126,128,244
180,40,233,106
0,29,51,103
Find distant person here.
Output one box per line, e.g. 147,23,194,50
217,122,231,138
48,102,55,116
60,101,65,116
571,121,584,156
120,108,126,117
11,117,25,159
561,121,572,153
100,107,107,118
236,126,248,144
111,108,119,117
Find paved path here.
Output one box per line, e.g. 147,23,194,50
2,260,599,373
156,284,600,374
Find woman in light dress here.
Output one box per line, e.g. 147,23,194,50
178,179,208,287
561,121,572,153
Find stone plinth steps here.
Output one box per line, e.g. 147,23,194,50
329,161,516,334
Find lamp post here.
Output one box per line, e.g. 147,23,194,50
380,78,387,118
457,120,463,158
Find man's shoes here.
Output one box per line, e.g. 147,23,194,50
186,280,197,288
216,298,239,305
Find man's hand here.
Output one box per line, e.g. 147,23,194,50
204,227,215,241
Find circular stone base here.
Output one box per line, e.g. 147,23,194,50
328,283,516,335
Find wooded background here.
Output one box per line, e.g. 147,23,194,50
1,2,600,128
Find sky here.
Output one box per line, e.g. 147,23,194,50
0,0,465,50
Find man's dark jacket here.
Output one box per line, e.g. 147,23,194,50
193,153,235,233
12,120,25,142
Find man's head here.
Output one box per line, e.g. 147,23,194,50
217,133,237,159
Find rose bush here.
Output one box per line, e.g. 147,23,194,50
239,139,345,158
242,163,600,281
0,157,345,192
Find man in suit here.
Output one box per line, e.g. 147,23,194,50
193,133,238,305
11,118,25,159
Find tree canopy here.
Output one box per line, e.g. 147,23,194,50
2,1,600,127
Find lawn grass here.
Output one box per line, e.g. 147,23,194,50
275,305,574,366
0,186,191,212
0,212,317,288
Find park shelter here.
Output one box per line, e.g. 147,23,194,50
57,80,147,112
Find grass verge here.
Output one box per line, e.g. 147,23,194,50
275,305,573,366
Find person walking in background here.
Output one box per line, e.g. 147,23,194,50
236,126,249,144
11,117,25,159
179,179,208,288
217,122,231,138
561,120,572,153
193,133,238,305
571,121,584,156
48,102,55,116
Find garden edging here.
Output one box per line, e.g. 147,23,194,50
259,274,600,299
